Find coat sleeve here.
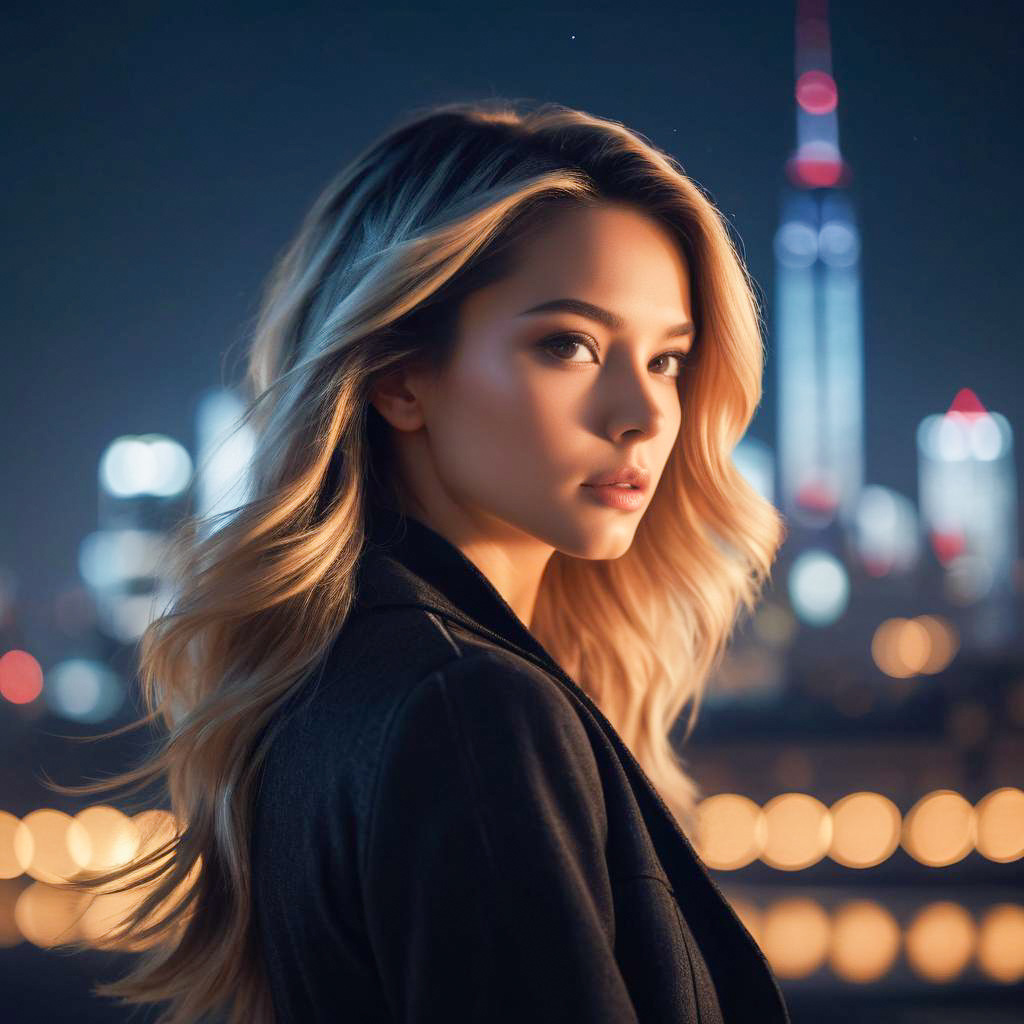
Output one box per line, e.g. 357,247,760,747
361,649,640,1024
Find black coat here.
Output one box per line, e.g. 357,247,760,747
250,499,791,1023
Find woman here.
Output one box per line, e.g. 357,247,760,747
58,98,789,1022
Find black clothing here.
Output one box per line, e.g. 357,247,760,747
250,500,791,1023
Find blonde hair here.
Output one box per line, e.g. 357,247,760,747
49,97,786,1023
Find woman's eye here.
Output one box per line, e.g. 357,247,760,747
651,351,690,379
540,333,597,363
540,334,689,379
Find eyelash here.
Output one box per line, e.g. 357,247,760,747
539,332,691,379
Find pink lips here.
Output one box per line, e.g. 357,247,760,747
581,483,647,511
582,464,651,490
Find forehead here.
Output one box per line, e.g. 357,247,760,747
461,202,693,328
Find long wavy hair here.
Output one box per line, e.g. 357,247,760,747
49,97,786,1023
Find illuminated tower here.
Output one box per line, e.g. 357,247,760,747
917,388,1019,647
774,0,865,530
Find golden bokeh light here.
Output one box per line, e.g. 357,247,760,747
21,809,92,884
0,804,208,953
761,793,832,870
695,794,766,870
73,805,141,872
976,904,1024,983
829,791,902,868
0,878,22,947
760,898,831,978
902,790,976,867
70,808,195,952
904,901,976,981
828,900,902,982
870,618,915,677
0,810,34,879
78,887,155,953
974,787,1024,863
871,617,941,678
13,881,88,949
913,615,958,673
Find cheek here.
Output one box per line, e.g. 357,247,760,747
429,357,580,492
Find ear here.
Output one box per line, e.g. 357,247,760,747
367,367,428,432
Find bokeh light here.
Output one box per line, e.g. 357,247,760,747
902,790,976,867
44,658,125,723
787,550,850,626
976,904,1024,982
99,434,192,499
760,898,831,978
13,882,87,949
20,810,91,884
974,787,1024,863
828,900,901,982
0,650,44,705
905,901,976,981
0,811,34,879
829,791,902,868
0,879,21,947
761,793,832,870
73,806,140,872
695,794,766,870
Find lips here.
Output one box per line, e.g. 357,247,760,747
582,464,651,491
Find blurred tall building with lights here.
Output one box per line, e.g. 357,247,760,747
774,0,865,530
917,387,1019,647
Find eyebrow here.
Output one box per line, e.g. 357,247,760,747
518,297,695,340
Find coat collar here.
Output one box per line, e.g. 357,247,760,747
353,497,564,676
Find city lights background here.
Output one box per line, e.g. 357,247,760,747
2,1,1022,1021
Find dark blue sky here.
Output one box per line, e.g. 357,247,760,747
3,0,1022,645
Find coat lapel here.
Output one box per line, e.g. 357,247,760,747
354,498,790,1022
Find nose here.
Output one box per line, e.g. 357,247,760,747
599,351,669,441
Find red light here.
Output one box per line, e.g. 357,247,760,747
930,530,967,566
796,70,838,115
789,155,844,188
796,480,839,513
947,387,987,417
0,649,44,704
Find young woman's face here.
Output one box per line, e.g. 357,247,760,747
390,201,694,561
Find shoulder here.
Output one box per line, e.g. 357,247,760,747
370,645,607,852
385,645,594,770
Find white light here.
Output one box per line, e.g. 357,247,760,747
774,222,818,269
788,549,850,626
195,389,255,525
936,417,970,462
853,485,921,575
969,414,1004,462
105,592,163,643
818,221,860,268
44,658,124,723
100,437,152,497
146,437,193,496
78,529,166,591
99,434,192,498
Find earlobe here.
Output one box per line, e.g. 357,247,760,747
368,370,427,432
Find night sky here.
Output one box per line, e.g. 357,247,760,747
3,0,1022,651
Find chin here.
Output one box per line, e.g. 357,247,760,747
558,522,638,562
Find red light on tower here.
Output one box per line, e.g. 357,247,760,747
796,70,838,114
947,388,988,418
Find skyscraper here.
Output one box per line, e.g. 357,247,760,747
774,0,865,531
